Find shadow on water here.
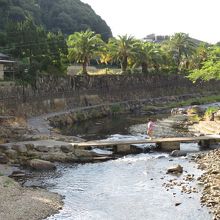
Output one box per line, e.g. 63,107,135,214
61,113,166,140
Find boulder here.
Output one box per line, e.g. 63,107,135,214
29,159,56,170
170,150,187,157
12,144,27,154
0,144,10,152
0,154,9,164
40,152,66,162
35,145,49,152
61,144,74,153
171,108,187,115
74,149,94,158
167,164,183,174
10,170,26,178
5,149,18,160
25,144,35,151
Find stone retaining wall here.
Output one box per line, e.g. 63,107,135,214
0,75,219,116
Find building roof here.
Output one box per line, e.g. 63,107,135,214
0,53,9,60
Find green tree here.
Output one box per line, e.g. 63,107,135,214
167,33,197,71
67,30,104,74
42,31,68,75
131,41,164,74
6,18,67,86
105,35,136,72
188,46,220,81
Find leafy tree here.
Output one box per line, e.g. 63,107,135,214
67,30,104,74
0,0,112,41
105,35,137,72
188,43,208,69
42,31,68,75
131,41,164,74
6,18,67,86
188,46,220,81
167,33,197,71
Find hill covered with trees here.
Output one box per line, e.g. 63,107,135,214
0,0,112,41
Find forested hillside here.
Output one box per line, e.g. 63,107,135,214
0,0,112,40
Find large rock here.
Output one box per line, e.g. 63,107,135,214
35,145,49,152
74,149,95,158
0,144,10,152
170,150,187,157
167,164,183,174
171,108,187,115
61,145,74,153
0,154,9,164
5,149,18,160
12,144,27,154
29,159,56,170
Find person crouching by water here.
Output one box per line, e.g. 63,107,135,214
147,118,155,139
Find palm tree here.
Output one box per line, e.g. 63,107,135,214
67,30,104,74
132,41,163,73
167,33,197,70
189,43,208,69
106,35,136,72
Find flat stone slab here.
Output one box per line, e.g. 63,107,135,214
0,140,72,149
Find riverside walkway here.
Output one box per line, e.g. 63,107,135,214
74,135,220,152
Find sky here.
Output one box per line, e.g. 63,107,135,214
81,0,220,44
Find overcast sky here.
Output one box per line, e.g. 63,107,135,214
81,0,220,43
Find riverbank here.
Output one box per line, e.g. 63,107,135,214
0,98,220,219
195,149,220,220
0,176,63,220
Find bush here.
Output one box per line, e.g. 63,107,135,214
204,106,219,118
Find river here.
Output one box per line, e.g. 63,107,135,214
27,114,212,220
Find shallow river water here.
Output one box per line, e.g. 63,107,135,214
37,114,212,220
44,151,211,220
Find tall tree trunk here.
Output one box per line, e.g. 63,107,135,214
82,61,87,75
121,56,128,72
141,62,148,74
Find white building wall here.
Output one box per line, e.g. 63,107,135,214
0,64,4,80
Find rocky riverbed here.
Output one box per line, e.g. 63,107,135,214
0,102,220,220
195,149,220,220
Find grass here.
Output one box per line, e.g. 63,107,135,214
165,95,220,109
3,178,14,188
110,104,123,113
190,114,202,123
204,106,220,117
67,65,122,76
